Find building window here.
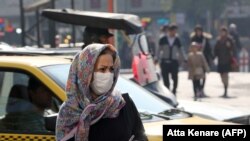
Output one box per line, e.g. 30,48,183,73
90,0,101,9
131,0,142,8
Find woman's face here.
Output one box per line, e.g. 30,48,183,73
191,45,198,52
220,30,227,37
90,53,115,98
196,30,202,36
94,53,114,73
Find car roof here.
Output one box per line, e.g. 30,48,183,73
0,56,71,67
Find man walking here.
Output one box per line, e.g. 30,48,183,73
157,24,186,95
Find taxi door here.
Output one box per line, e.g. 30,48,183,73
0,69,59,141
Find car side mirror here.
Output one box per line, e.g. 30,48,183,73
44,113,58,132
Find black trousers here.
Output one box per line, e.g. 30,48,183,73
192,79,202,97
160,59,179,95
201,77,206,90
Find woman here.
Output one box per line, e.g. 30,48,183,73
214,27,235,98
56,43,147,141
188,42,210,101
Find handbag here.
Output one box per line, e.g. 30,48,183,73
132,52,157,86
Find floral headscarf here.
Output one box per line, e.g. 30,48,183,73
56,43,125,141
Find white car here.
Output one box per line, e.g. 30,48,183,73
121,73,250,125
177,100,250,124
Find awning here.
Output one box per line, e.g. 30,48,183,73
41,8,143,34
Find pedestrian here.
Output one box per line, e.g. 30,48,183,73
229,23,242,61
187,42,210,101
56,43,147,141
214,26,235,98
82,27,113,49
157,23,186,95
159,24,168,39
190,25,213,97
82,27,133,69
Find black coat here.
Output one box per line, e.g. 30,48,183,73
69,94,148,141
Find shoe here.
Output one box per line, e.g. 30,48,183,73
197,91,202,98
200,94,209,98
200,90,209,98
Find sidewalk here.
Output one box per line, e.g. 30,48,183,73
175,72,250,112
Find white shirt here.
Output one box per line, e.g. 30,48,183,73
167,35,176,46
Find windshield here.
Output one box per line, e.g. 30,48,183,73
115,76,173,113
41,64,173,114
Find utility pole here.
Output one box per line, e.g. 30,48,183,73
19,0,26,46
49,0,56,48
108,0,113,13
71,0,76,47
108,0,115,45
36,9,41,47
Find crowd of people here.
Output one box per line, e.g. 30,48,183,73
156,23,243,101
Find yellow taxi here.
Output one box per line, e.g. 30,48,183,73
0,55,233,141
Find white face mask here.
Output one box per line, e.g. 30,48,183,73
90,72,114,95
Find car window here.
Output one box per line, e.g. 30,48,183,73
0,70,60,133
116,77,173,113
41,64,70,89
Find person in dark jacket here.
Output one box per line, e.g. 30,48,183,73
157,23,186,95
82,27,113,49
214,27,235,98
56,44,147,141
190,25,213,97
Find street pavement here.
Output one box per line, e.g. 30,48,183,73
173,72,250,112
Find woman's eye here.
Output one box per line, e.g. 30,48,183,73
99,68,105,72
